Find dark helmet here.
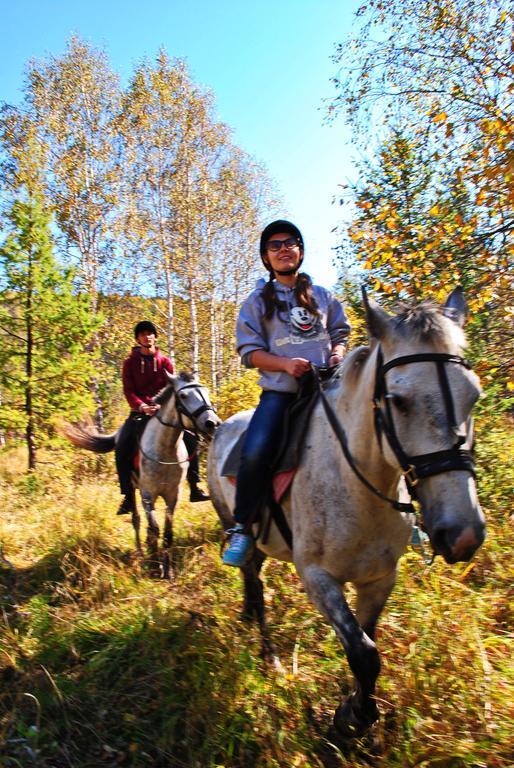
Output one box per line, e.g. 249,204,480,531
134,321,157,339
259,220,304,273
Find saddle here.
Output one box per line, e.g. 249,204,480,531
221,367,335,546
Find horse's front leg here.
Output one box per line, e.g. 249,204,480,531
162,496,178,582
131,495,142,553
141,490,161,578
300,565,380,738
355,571,397,641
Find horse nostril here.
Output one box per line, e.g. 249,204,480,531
205,419,217,430
432,523,483,563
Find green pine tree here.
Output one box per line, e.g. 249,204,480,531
0,197,100,469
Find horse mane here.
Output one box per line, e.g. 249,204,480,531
393,301,466,347
330,301,466,390
152,370,196,405
328,345,371,390
177,370,196,383
342,346,371,378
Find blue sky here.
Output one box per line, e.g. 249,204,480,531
1,0,359,287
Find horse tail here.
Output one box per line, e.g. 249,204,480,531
61,422,117,454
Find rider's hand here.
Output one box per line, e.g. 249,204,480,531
284,357,311,378
328,345,346,366
140,403,160,416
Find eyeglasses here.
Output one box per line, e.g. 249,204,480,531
266,237,300,253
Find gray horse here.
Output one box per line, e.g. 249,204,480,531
65,372,220,578
207,288,485,738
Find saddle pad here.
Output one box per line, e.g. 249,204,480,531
227,469,296,504
221,383,319,502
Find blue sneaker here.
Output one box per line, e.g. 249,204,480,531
222,524,254,567
411,525,429,547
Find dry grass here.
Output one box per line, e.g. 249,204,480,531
0,418,512,768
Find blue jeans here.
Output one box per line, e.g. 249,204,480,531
234,390,296,526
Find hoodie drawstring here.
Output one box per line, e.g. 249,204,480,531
139,356,158,373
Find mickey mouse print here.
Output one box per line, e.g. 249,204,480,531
288,306,327,343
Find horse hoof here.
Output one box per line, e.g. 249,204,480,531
240,608,255,623
163,566,174,582
271,655,285,674
332,696,379,740
145,560,163,579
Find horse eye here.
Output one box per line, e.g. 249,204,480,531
388,394,409,414
180,393,188,399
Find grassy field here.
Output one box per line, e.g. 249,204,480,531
0,418,513,768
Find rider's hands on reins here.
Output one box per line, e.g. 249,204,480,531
140,403,160,416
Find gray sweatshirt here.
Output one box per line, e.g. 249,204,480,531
236,278,351,393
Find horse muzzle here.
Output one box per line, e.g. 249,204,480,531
203,415,221,437
430,520,486,563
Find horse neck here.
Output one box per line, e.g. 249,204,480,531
150,397,183,453
331,345,400,491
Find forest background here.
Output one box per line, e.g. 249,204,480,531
0,1,512,767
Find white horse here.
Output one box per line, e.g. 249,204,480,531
207,288,485,737
65,372,220,578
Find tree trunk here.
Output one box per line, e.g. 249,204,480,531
164,261,175,366
189,274,199,377
25,251,36,469
209,292,217,393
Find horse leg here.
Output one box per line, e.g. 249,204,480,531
241,550,283,671
355,571,396,641
132,496,142,553
300,565,380,737
141,491,161,578
161,499,177,582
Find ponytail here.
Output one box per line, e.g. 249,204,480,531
295,272,319,318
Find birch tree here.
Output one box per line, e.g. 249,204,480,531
22,37,122,427
120,53,205,362
25,36,122,307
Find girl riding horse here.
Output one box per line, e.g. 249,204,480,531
222,220,351,566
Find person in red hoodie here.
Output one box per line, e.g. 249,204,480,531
114,320,210,515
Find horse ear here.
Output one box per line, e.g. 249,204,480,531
443,286,468,328
164,369,177,385
361,286,391,340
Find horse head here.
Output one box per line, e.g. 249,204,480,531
362,286,485,563
160,371,220,438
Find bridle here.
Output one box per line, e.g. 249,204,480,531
373,347,475,492
318,346,476,515
140,382,217,466
155,382,216,434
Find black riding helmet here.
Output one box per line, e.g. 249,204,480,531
134,321,157,339
259,220,304,274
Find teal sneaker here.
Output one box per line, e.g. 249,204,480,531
411,524,429,547
222,524,254,567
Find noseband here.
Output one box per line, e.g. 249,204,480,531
318,345,475,514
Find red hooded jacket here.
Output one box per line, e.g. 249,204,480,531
122,346,174,411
